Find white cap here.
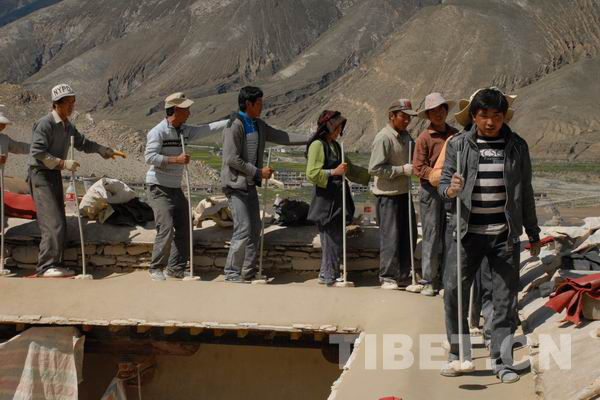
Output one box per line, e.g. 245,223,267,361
51,84,76,102
0,112,11,125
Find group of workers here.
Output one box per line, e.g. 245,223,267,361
0,82,541,384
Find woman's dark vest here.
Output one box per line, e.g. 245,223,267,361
307,139,355,226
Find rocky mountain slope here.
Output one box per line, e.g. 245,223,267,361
1,0,599,164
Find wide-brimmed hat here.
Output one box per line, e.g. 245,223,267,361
51,84,76,102
165,92,194,109
417,92,455,119
388,99,417,116
454,87,516,127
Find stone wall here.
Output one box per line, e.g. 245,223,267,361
4,242,381,273
2,217,423,275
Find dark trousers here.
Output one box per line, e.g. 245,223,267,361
470,258,494,340
318,216,343,284
29,168,66,273
443,228,520,371
147,185,190,272
376,194,417,283
224,187,261,279
419,183,446,284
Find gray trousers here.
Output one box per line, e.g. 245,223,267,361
29,168,66,273
224,187,261,279
318,216,343,284
443,228,520,372
376,194,417,283
147,185,190,272
419,183,445,284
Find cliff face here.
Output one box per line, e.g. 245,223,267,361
1,0,600,160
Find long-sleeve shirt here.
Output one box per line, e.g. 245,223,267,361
29,111,104,169
368,124,413,196
413,123,457,185
145,118,228,188
0,133,30,155
306,140,370,188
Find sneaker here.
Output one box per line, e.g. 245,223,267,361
381,281,399,290
421,283,437,296
497,368,520,383
440,360,475,377
318,277,343,285
149,269,166,281
42,267,75,278
165,269,191,279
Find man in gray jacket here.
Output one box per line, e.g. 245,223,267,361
29,84,124,277
221,86,307,283
145,92,228,281
439,88,540,382
368,99,417,290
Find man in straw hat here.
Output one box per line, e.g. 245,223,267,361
413,93,458,296
438,87,541,382
368,99,417,290
28,83,126,277
0,107,30,163
145,92,228,281
221,86,307,283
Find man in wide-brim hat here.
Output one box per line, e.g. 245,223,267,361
438,87,541,383
413,93,458,296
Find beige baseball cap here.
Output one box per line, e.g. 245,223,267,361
164,92,194,109
388,99,417,116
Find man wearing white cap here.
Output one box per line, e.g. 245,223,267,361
368,99,417,290
28,84,125,277
145,92,228,281
0,108,30,163
413,93,458,296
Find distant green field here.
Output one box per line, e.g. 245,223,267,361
532,160,600,175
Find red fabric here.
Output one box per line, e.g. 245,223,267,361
4,192,37,219
545,272,600,325
525,236,554,249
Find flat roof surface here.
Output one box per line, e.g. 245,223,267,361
0,271,535,399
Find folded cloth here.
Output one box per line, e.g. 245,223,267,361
545,272,600,325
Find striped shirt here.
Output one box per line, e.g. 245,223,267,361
468,135,507,235
240,112,259,186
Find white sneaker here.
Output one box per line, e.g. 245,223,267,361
440,360,475,377
381,281,399,290
42,267,75,278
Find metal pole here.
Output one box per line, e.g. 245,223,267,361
72,136,91,280
408,141,416,286
456,149,464,364
0,160,10,277
256,148,272,282
336,142,353,288
180,134,200,281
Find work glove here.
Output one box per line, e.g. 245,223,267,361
63,160,80,172
401,163,413,176
98,146,127,160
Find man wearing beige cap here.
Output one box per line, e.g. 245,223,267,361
29,84,125,278
413,93,458,296
145,92,228,281
368,99,417,290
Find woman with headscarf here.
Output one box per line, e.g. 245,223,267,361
305,110,370,286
